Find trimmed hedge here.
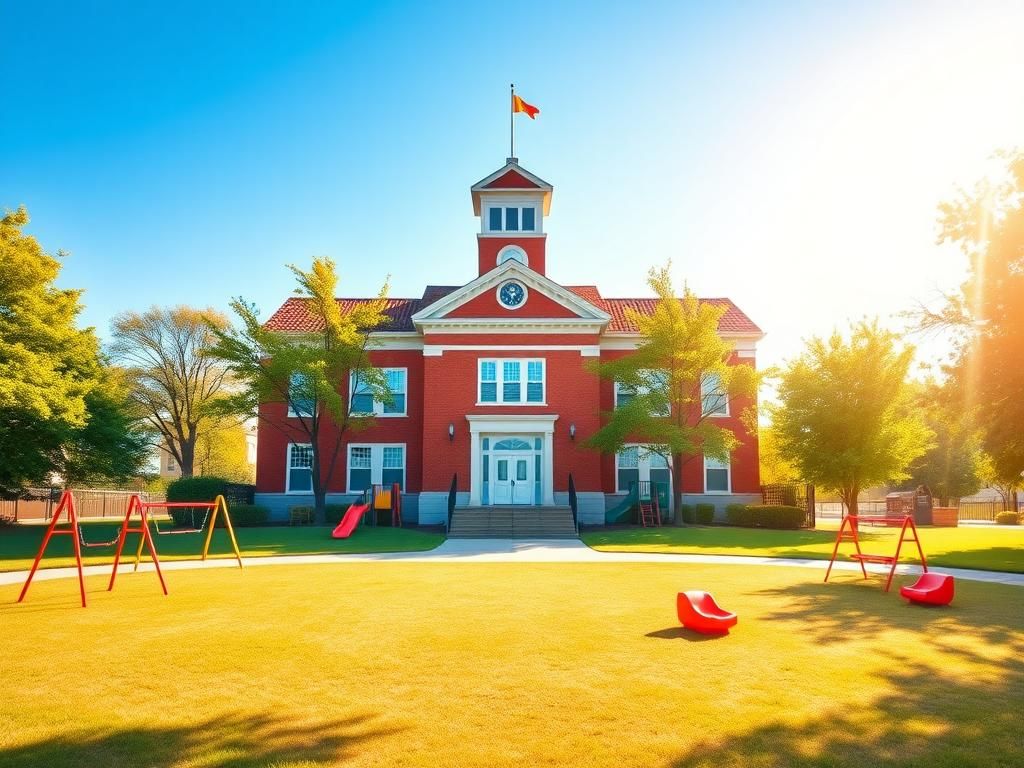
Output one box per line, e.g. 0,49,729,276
223,504,269,527
680,504,695,524
166,476,230,503
744,504,806,530
995,511,1021,525
726,503,754,527
695,503,715,525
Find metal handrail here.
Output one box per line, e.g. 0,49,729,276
568,473,578,533
446,473,458,534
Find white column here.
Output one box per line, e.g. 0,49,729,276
543,429,555,506
469,427,482,506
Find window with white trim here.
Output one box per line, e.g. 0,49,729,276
478,359,545,404
287,373,315,418
286,443,314,493
616,447,639,493
486,205,538,233
614,371,670,416
350,368,407,416
348,444,406,492
701,373,728,417
704,454,731,493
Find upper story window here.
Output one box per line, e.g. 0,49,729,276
701,373,729,417
486,205,538,233
288,373,315,418
614,371,670,416
350,368,408,417
479,358,545,405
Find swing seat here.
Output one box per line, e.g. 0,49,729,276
677,591,738,634
900,573,954,606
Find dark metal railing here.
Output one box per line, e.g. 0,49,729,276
568,473,578,533
446,473,458,534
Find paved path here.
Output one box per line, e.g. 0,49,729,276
3,538,1023,588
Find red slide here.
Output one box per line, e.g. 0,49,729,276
332,503,370,539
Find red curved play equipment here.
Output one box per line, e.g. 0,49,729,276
332,502,370,539
676,591,738,634
900,572,954,606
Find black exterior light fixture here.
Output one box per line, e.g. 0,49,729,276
569,423,576,441
448,423,455,442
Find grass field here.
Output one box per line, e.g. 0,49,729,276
0,523,443,572
2,561,1021,767
583,523,1024,573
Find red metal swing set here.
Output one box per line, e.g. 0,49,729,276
17,490,242,607
824,514,928,592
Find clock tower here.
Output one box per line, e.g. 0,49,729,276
470,159,553,278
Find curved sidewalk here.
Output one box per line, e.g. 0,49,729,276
3,538,1023,588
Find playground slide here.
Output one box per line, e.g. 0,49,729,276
605,485,639,525
332,503,370,539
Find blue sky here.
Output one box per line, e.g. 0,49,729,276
3,1,1023,373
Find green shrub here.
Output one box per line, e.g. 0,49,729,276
744,504,806,529
725,503,753,527
227,504,269,527
166,476,230,503
695,503,715,525
995,511,1021,525
680,504,695,524
166,476,231,528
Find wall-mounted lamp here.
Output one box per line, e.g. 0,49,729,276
569,423,576,441
448,423,455,442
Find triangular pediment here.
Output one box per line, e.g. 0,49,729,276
471,161,553,215
411,261,610,331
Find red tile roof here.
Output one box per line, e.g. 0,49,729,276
264,284,762,336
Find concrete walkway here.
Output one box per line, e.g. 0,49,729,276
3,538,1023,588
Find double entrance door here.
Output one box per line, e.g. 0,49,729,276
492,453,533,505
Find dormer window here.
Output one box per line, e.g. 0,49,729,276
486,205,538,233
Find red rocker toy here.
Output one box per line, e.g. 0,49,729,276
899,572,955,606
677,591,738,634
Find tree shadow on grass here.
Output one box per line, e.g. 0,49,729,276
0,710,402,768
668,658,1024,767
750,578,1024,664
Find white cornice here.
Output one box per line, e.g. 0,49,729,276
411,261,610,330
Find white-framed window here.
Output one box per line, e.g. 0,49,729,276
287,372,315,418
286,443,314,493
166,455,176,472
614,371,670,416
704,454,731,493
486,205,538,233
350,368,407,417
478,358,545,405
348,443,406,492
615,445,673,494
701,373,729,417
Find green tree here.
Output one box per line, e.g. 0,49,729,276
0,207,99,490
758,425,800,485
193,414,255,483
975,450,1022,512
60,367,152,486
926,150,1024,506
772,321,933,516
109,306,232,477
586,264,758,523
208,258,391,521
905,381,981,506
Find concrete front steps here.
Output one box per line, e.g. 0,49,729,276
448,506,578,539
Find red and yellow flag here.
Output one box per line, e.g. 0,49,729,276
513,95,539,119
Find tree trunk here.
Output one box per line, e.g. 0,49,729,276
842,485,860,517
311,444,326,525
179,440,196,477
672,452,685,525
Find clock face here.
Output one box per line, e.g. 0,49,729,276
498,281,527,308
